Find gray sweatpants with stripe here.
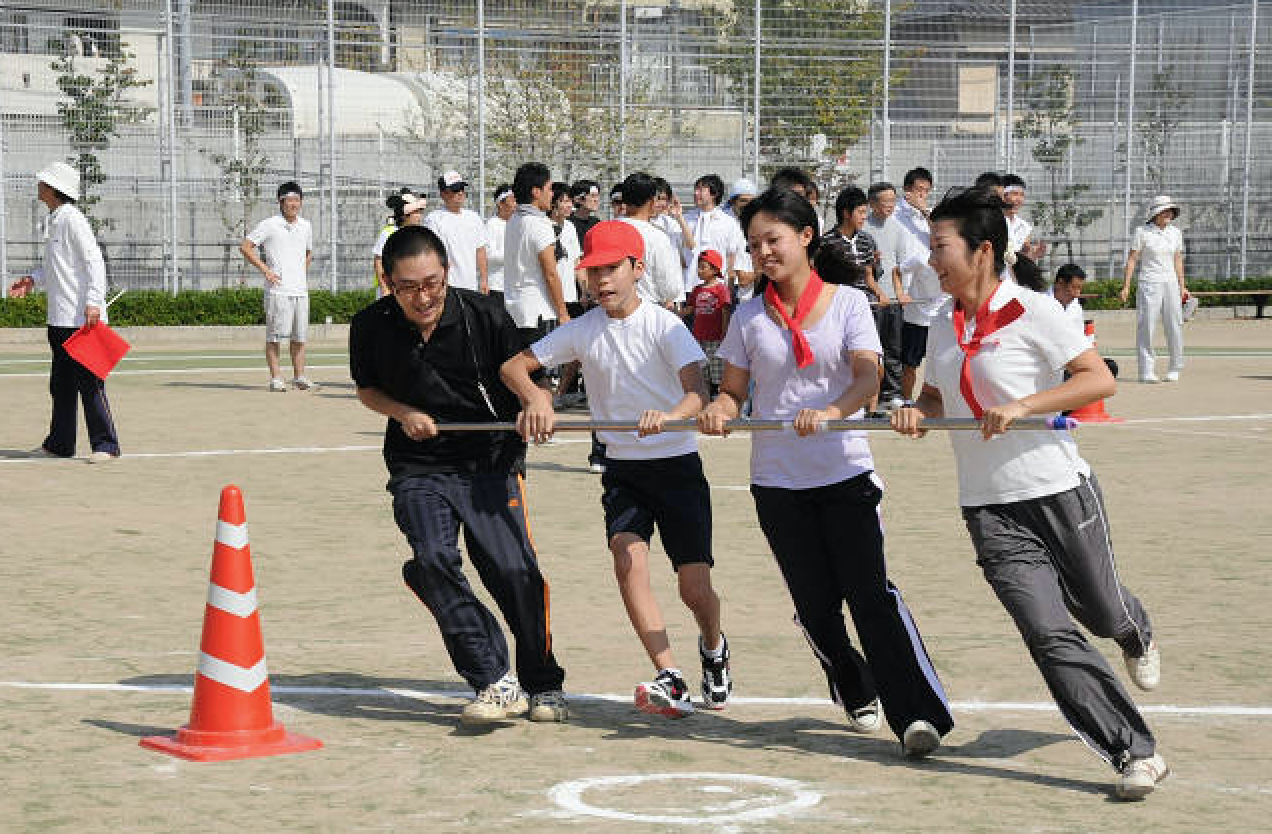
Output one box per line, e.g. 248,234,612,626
962,473,1156,767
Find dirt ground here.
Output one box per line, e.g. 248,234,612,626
0,315,1269,832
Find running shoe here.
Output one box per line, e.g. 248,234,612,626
699,634,732,710
635,669,694,718
528,690,569,722
901,719,940,758
292,376,317,390
845,697,883,734
1115,753,1170,800
268,378,287,392
1124,641,1161,691
461,673,528,726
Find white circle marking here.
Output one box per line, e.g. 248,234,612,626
548,772,821,825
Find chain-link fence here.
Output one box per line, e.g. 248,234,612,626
1,0,1269,294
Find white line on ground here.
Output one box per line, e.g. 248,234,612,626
1,680,1267,716
1118,413,1272,424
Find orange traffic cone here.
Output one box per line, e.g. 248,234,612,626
141,485,322,762
1068,320,1124,424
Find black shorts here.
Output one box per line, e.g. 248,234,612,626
601,453,713,569
901,321,929,367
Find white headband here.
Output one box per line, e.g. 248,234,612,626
279,191,302,200
495,189,513,203
1003,185,1024,195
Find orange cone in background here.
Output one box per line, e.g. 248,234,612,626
1068,320,1124,424
141,485,322,762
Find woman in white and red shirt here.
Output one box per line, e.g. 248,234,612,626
891,188,1167,801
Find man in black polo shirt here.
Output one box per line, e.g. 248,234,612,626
349,225,567,727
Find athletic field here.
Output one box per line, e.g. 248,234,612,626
1,315,1268,832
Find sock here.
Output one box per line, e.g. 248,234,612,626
700,635,725,659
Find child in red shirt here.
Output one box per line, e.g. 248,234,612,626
685,249,732,396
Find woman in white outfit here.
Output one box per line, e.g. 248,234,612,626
1120,196,1188,383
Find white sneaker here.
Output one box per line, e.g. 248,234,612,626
1124,641,1160,691
527,690,569,722
634,669,694,718
268,378,287,392
1115,752,1170,800
901,719,940,758
1163,371,1180,382
845,697,883,734
461,674,528,726
1139,375,1160,384
87,450,119,464
588,462,606,475
292,376,317,390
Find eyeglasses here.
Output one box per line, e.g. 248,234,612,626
392,280,447,296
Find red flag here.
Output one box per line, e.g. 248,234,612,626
64,323,131,379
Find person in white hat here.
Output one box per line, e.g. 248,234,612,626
373,188,427,298
1120,196,1188,383
424,170,489,294
9,162,121,462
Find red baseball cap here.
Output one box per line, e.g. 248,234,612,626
579,220,644,268
698,249,723,272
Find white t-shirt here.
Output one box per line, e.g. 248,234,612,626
1050,288,1089,340
718,285,882,489
682,206,745,291
485,215,507,292
556,220,581,304
530,301,705,460
503,205,560,327
1130,223,1184,284
246,215,312,296
894,202,948,326
1006,213,1033,253
863,212,903,300
925,280,1093,507
621,217,685,304
424,208,488,292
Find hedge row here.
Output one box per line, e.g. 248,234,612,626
0,288,376,328
2,278,1270,326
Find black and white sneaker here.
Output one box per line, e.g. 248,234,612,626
635,669,694,718
699,634,732,710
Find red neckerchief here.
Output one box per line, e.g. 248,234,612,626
951,282,1026,417
764,269,825,369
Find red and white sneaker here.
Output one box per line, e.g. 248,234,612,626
635,669,694,718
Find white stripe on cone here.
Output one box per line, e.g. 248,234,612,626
215,520,249,549
205,584,258,618
197,652,268,693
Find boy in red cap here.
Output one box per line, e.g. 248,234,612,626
685,249,732,397
501,220,731,717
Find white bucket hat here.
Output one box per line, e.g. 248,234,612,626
1144,195,1180,223
36,161,81,202
728,177,759,201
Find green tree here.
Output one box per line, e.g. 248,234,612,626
1139,68,1189,196
713,0,912,176
201,48,273,286
51,47,152,232
1014,67,1103,263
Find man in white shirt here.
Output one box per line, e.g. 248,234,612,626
619,172,685,307
12,161,121,461
893,167,948,401
1002,174,1042,260
425,170,489,294
485,183,515,304
680,174,745,293
241,181,314,392
503,162,569,347
1051,263,1089,335
863,182,909,407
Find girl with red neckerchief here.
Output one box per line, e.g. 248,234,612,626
699,188,954,758
891,188,1167,800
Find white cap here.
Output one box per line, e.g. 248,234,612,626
37,161,81,202
728,177,758,200
439,170,467,190
400,192,427,215
1144,195,1180,222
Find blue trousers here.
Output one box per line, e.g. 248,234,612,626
393,472,565,695
43,326,120,457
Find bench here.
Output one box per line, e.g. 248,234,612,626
1186,290,1272,319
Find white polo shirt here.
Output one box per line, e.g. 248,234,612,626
503,205,560,327
424,208,488,292
556,220,581,304
484,215,508,293
864,212,903,300
925,280,1093,507
682,206,744,291
1050,288,1089,340
894,203,947,326
530,301,705,460
246,214,312,296
621,217,685,304
32,203,108,327
1130,223,1184,284
1006,213,1032,253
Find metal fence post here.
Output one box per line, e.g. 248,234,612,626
752,0,761,184
0,102,7,294
164,0,181,294
1005,0,1016,171
477,0,486,217
1240,0,1257,281
619,0,627,181
1122,0,1139,261
326,0,338,291
882,0,891,182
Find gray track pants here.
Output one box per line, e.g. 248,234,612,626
962,474,1156,766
